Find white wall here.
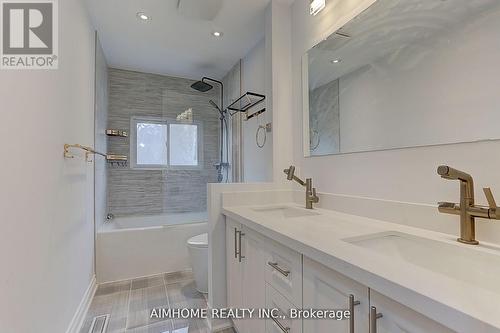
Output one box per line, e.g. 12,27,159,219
0,0,97,332
291,0,500,244
242,38,273,182
270,0,294,183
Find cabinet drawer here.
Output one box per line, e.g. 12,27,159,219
369,290,456,333
264,238,302,307
265,283,302,333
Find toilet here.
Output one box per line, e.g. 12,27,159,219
187,233,208,293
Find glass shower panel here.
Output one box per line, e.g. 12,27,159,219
169,123,198,166
136,122,168,165
162,80,222,213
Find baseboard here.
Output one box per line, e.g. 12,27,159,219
66,275,97,333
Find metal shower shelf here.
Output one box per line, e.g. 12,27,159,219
106,129,128,137
227,92,265,115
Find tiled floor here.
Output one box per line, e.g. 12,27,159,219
80,271,235,333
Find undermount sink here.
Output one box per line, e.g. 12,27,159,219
344,231,500,294
251,206,320,219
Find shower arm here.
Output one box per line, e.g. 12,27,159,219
202,77,227,169
202,77,224,115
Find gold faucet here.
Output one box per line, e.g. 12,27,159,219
437,165,500,245
284,165,319,209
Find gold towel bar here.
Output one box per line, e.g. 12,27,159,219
64,144,107,160
64,144,128,166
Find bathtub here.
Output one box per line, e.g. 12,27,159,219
96,212,208,283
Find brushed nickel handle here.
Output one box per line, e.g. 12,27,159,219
234,228,238,259
268,262,290,277
348,294,360,333
271,316,290,332
238,231,245,262
369,306,383,333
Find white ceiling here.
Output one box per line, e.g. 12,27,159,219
84,0,270,80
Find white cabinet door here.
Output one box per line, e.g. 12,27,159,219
226,218,244,332
303,257,369,333
241,226,267,333
265,283,303,333
369,290,456,333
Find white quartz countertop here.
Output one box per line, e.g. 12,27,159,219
222,203,500,333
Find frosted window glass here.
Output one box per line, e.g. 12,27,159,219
169,124,198,166
136,122,168,165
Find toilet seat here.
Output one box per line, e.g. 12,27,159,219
187,233,208,248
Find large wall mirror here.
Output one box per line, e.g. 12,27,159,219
303,0,500,157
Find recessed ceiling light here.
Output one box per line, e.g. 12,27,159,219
331,59,342,64
212,31,223,37
137,12,151,21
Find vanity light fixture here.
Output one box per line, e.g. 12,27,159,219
310,0,326,16
212,31,223,37
137,12,151,21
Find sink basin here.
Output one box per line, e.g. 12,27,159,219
251,206,320,219
344,231,500,294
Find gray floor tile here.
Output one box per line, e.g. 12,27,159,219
80,291,129,333
127,285,170,329
172,318,200,333
126,320,173,333
166,280,205,307
95,280,131,296
81,271,210,333
131,274,165,290
218,329,235,333
164,270,194,285
194,318,211,333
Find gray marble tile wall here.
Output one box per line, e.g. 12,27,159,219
107,68,221,216
309,78,340,156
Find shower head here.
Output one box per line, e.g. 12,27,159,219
209,100,222,112
191,80,213,92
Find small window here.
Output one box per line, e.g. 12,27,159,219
131,117,202,169
169,123,198,166
136,122,168,166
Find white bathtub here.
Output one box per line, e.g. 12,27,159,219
96,212,208,283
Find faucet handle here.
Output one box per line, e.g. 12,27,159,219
312,188,319,203
483,188,498,208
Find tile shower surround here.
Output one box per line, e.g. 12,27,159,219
107,69,221,216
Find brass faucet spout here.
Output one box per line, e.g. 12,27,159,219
437,165,500,245
438,165,474,199
283,165,319,209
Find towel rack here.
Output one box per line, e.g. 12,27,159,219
64,144,106,160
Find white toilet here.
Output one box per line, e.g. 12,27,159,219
187,233,208,293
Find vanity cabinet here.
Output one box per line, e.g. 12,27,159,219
226,217,458,333
303,257,456,333
226,218,266,333
369,290,455,333
303,257,369,333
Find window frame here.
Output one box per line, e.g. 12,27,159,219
130,116,203,170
